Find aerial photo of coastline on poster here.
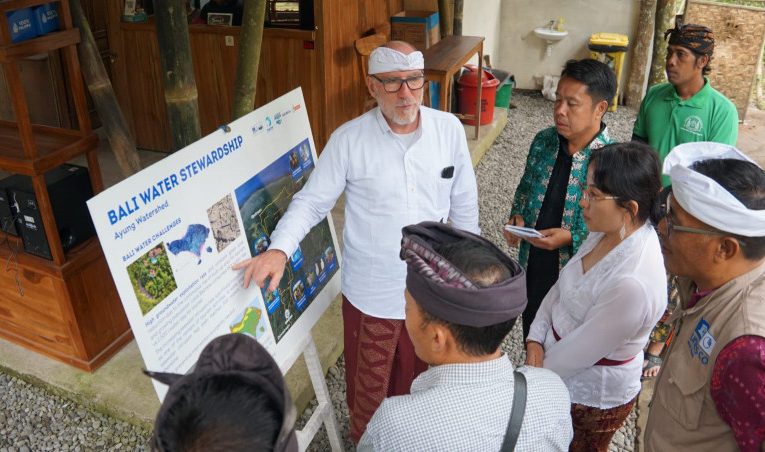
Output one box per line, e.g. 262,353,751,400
235,138,339,342
207,194,241,252
127,243,178,316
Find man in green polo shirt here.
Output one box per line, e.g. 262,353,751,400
633,22,738,187
632,21,739,382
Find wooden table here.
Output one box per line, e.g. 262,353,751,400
422,35,485,139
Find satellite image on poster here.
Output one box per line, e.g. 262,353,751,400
235,138,338,342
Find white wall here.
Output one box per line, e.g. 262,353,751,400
461,0,503,67
497,0,641,91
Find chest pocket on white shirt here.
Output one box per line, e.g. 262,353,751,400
431,173,453,216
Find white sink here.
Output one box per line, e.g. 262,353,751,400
534,27,569,42
533,27,569,57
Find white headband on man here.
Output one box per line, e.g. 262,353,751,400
663,142,765,237
368,47,424,75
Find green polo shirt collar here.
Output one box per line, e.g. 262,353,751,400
663,77,711,108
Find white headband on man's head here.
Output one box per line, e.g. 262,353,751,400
368,47,424,75
664,142,765,237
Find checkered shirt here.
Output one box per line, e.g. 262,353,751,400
357,355,572,451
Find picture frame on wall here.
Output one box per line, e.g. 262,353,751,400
123,0,137,16
207,12,233,26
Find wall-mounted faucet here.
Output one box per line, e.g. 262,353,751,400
547,19,556,30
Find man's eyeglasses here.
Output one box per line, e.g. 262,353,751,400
659,191,728,239
371,75,426,93
581,186,618,203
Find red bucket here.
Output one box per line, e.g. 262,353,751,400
457,65,500,125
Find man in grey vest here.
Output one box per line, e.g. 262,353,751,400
646,142,765,451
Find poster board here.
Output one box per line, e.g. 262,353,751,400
87,88,341,399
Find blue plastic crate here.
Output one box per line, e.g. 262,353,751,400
6,8,38,43
33,3,60,36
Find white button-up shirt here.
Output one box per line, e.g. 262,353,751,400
528,223,667,408
269,106,479,319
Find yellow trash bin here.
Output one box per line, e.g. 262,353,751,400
588,33,629,112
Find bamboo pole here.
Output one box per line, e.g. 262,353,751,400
625,0,657,107
438,0,453,37
453,0,463,36
232,0,267,120
70,0,141,176
648,0,683,87
154,0,201,150
756,40,765,110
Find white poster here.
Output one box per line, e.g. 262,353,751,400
87,88,341,399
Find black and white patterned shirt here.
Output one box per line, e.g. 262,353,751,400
358,355,572,451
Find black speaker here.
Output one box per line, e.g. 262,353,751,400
3,164,96,260
0,177,18,236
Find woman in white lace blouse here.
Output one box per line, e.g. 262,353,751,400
525,142,667,451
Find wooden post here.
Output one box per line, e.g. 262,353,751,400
625,0,657,107
232,0,267,120
453,0,463,36
154,0,202,150
648,0,683,87
438,0,453,37
71,0,141,176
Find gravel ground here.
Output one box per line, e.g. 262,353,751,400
0,372,151,451
0,90,640,451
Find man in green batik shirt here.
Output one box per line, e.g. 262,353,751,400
633,21,738,187
505,59,616,339
633,21,739,381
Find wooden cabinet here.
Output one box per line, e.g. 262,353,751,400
0,0,130,371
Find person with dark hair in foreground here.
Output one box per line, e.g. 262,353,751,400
632,19,739,381
146,334,298,452
526,142,667,451
358,222,572,451
645,142,765,452
505,58,617,339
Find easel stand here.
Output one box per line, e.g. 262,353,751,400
295,334,344,451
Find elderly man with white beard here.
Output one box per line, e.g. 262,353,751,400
233,40,479,442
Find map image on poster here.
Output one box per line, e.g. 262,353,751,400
229,298,269,341
235,138,338,342
167,224,213,265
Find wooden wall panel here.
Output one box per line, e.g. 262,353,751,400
111,18,321,151
254,31,321,142
121,26,173,151
189,30,240,136
315,0,362,147
106,0,402,152
315,0,401,146
105,0,135,134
